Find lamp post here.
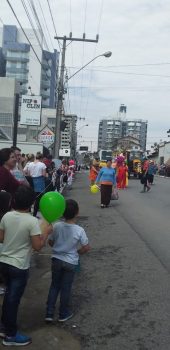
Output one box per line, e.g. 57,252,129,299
53,51,112,158
67,51,112,81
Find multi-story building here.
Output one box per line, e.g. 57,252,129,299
98,118,147,151
0,25,59,108
0,77,19,140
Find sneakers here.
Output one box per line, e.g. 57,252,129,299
0,324,6,339
58,313,73,322
45,316,54,323
2,332,32,346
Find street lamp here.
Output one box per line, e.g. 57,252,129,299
77,124,89,132
67,51,112,81
53,51,112,158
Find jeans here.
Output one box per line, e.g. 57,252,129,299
46,258,76,318
0,262,29,336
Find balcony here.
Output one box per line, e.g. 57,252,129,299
6,56,29,63
6,67,29,74
41,79,51,88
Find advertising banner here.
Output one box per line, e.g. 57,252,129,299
20,95,42,125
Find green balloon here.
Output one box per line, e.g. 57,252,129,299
39,192,66,223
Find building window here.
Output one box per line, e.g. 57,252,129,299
128,122,135,126
0,113,12,124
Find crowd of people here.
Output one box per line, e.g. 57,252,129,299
0,147,76,216
0,146,90,347
89,155,161,207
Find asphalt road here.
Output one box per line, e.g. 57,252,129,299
2,172,170,350
65,173,170,350
116,175,170,272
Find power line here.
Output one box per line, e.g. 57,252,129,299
5,0,57,93
46,0,61,53
6,0,42,65
83,0,104,122
37,0,54,51
69,68,170,79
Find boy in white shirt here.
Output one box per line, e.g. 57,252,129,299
0,185,52,346
45,199,90,323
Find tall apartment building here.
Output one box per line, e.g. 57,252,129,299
98,118,147,151
0,25,59,109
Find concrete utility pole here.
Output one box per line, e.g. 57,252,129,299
53,33,99,158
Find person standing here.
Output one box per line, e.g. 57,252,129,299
10,147,28,185
96,159,116,208
27,153,46,217
0,148,20,196
89,160,99,186
0,185,52,346
45,199,90,323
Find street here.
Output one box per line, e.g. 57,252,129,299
2,172,170,350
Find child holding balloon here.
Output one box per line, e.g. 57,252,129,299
45,199,90,323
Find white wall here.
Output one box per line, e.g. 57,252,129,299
159,143,170,163
0,141,43,154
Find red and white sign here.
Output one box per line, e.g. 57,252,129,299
38,126,54,144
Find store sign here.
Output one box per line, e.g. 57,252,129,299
38,126,54,144
20,95,42,126
59,149,71,157
80,146,88,151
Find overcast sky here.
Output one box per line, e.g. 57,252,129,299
1,0,170,150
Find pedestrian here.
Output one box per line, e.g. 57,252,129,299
0,191,12,295
45,199,90,323
0,148,20,196
0,185,52,346
96,159,116,208
27,153,46,217
89,160,99,186
140,166,151,193
23,154,35,188
10,147,28,185
67,170,73,189
147,160,157,185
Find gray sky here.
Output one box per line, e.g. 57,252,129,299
2,0,170,150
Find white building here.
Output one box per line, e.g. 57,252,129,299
0,77,19,139
0,25,59,108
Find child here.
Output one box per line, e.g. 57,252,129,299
0,191,12,295
0,185,52,346
45,199,90,323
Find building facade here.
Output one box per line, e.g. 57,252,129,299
0,77,19,140
0,25,59,108
98,118,147,151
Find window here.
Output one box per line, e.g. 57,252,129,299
128,122,135,126
18,128,27,134
0,113,12,124
47,118,55,126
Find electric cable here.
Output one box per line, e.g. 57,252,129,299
46,0,62,53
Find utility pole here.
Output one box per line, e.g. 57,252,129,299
53,33,99,158
13,93,20,147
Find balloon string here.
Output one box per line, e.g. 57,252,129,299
35,181,54,199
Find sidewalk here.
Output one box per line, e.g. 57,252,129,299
1,172,170,349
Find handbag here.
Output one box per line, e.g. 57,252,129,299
111,187,119,200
